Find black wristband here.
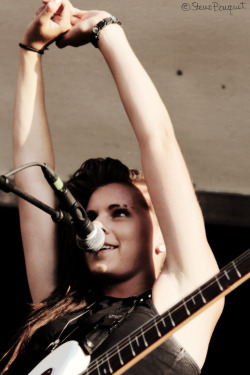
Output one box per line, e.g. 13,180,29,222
91,16,122,48
19,43,45,55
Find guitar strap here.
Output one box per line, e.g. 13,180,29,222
83,293,149,356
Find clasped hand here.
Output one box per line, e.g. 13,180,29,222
22,0,111,51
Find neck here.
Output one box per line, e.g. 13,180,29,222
102,275,154,299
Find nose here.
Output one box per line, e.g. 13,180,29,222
93,218,109,234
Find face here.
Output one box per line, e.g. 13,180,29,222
84,183,162,288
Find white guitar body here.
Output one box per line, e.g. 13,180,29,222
28,340,90,375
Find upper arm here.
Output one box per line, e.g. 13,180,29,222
142,135,214,275
147,135,224,368
143,132,221,306
16,168,59,304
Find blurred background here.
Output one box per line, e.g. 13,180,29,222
0,0,249,373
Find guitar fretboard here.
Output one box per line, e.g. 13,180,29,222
82,249,250,375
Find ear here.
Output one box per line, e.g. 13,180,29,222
155,243,166,255
152,221,166,255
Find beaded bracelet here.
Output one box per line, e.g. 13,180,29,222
19,43,45,55
91,16,122,48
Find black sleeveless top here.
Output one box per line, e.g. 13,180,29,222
8,292,201,374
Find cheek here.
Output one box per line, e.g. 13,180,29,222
125,220,154,254
117,222,143,245
137,217,154,242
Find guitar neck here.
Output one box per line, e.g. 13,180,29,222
83,249,250,375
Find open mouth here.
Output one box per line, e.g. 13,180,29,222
99,244,118,251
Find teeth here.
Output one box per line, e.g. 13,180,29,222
101,245,117,250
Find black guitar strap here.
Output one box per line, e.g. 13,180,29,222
46,290,152,356
83,297,140,355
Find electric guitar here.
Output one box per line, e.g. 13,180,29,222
29,249,250,375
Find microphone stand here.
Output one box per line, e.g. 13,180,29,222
0,175,72,225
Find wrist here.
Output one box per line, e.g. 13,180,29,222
91,16,122,48
21,34,48,53
98,23,126,51
19,43,46,55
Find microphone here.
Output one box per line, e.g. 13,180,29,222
42,164,105,252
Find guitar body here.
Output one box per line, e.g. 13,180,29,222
28,340,90,375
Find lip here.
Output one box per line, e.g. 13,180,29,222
100,243,119,250
96,243,119,254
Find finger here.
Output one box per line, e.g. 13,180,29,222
40,0,63,22
36,6,45,16
53,0,74,14
69,8,87,26
72,9,98,20
72,8,87,17
54,0,71,28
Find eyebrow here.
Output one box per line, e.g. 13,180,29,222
108,204,128,210
86,203,135,214
86,204,123,214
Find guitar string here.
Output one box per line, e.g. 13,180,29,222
83,251,249,374
84,273,248,374
84,252,249,373
83,252,249,373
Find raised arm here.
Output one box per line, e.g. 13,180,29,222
13,0,71,303
58,10,223,368
98,27,217,283
100,25,224,365
59,10,220,293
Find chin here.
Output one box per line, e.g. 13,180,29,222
89,262,109,274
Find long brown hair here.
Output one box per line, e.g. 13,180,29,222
1,157,148,373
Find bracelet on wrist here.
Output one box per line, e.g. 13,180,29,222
19,43,46,55
91,16,122,48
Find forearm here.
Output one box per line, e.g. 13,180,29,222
98,25,175,145
13,50,55,173
13,0,71,177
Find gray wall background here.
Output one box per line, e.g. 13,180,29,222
0,0,249,204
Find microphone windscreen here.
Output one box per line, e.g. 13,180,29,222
76,224,105,252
